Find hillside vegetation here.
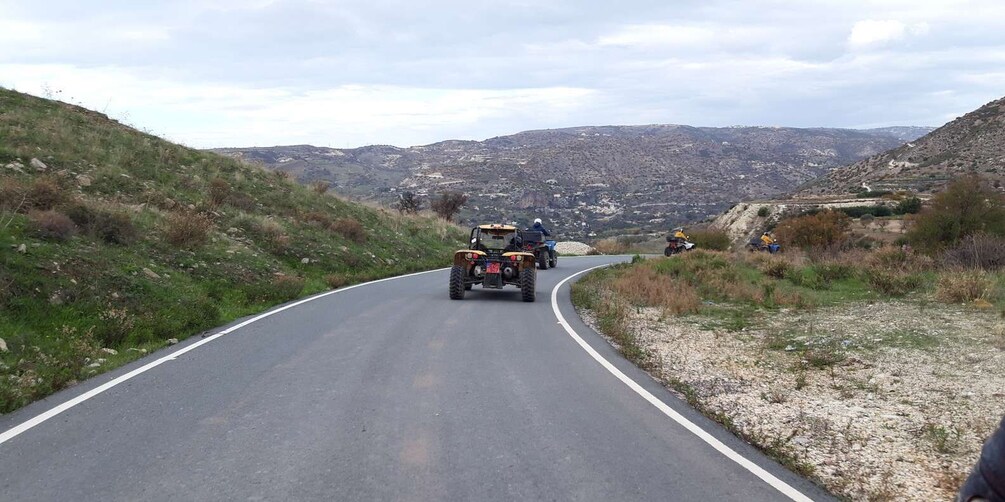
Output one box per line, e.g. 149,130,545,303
0,88,466,413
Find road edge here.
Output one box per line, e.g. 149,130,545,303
551,264,816,502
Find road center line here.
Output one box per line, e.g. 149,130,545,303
0,267,447,447
551,264,815,502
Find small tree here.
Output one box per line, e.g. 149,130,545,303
394,191,422,214
894,196,922,215
431,191,468,222
907,175,1005,253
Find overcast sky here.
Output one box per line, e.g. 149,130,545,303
2,1,1004,148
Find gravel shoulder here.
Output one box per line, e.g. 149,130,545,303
579,300,1005,501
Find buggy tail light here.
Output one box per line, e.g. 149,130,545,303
510,255,519,261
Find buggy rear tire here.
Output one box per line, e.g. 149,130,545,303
449,265,465,300
549,250,557,268
664,246,673,257
520,267,536,302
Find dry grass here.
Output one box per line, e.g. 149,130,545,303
935,269,994,304
164,211,213,249
593,238,630,255
867,246,935,273
208,178,230,207
310,180,331,195
611,265,701,314
331,217,367,243
28,176,67,211
302,210,333,229
324,273,349,289
0,176,29,213
28,209,76,241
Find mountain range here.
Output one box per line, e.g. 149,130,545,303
799,97,1005,197
214,125,928,237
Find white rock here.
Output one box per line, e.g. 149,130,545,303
167,338,179,345
76,174,92,187
554,241,594,256
101,348,118,355
301,257,310,264
142,267,161,279
30,158,47,170
17,243,27,253
0,337,7,352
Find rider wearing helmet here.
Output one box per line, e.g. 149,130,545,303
672,227,688,243
530,218,551,237
760,231,775,247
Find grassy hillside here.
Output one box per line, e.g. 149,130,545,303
0,88,466,413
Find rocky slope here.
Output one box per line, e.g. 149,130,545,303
800,96,1005,196
214,126,920,238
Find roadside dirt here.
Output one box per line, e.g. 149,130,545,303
580,301,1005,501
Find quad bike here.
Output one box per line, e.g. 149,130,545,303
544,239,558,268
664,238,696,256
449,224,537,302
747,240,782,253
519,230,559,269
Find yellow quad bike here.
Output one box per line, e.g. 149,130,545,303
449,224,538,302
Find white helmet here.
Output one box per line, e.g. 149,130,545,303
534,218,542,224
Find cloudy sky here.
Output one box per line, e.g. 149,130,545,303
2,0,1004,148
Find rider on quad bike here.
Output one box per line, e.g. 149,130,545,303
665,227,693,256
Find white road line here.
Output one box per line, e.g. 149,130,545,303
551,264,815,502
0,267,448,447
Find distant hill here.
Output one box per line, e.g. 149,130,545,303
214,125,912,238
800,97,1005,197
0,88,464,413
860,126,935,142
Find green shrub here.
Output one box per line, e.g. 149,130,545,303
894,196,922,215
840,205,892,218
689,229,731,251
757,206,770,217
92,211,138,245
907,175,1005,253
64,202,139,245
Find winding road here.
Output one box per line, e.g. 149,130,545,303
0,256,832,501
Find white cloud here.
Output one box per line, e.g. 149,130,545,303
0,64,595,148
2,1,1005,146
597,25,715,48
848,19,931,49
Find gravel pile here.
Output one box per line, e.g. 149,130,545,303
555,241,594,256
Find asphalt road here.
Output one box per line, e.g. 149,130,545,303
0,256,833,501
